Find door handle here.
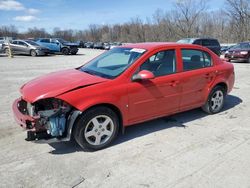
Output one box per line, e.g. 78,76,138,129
170,80,180,87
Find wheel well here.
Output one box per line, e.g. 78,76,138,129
73,103,123,135
215,82,228,93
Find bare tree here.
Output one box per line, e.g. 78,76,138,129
172,0,207,37
226,0,250,42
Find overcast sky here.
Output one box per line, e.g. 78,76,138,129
0,0,225,32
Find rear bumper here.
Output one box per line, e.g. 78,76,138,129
12,98,42,131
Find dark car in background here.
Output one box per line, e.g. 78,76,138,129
224,42,250,63
76,41,86,48
177,38,221,56
36,38,78,55
2,40,50,56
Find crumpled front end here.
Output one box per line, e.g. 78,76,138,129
12,97,76,141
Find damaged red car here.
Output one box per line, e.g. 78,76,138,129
13,43,235,150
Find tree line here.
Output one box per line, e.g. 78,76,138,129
0,0,249,43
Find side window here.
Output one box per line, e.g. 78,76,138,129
193,39,202,45
40,39,50,43
210,40,219,46
18,41,27,46
12,41,18,44
181,49,212,71
140,50,176,77
202,40,211,46
51,39,58,43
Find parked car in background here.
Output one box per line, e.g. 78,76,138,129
12,42,234,150
220,44,236,55
110,42,122,49
85,42,94,48
104,42,110,50
0,40,4,53
177,38,221,56
2,40,50,56
93,42,105,49
224,42,250,63
36,38,78,55
76,41,86,48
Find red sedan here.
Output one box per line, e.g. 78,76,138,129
12,43,235,150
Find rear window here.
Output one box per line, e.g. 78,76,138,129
210,40,220,46
181,49,212,71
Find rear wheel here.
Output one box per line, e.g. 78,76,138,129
30,50,37,57
74,107,119,150
62,48,70,55
202,86,226,114
248,57,250,63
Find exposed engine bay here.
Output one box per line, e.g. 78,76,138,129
18,98,73,140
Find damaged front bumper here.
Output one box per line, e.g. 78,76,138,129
12,98,41,130
12,98,81,142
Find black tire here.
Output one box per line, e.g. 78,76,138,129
202,86,226,114
73,106,119,150
30,50,37,57
248,57,250,63
62,48,70,55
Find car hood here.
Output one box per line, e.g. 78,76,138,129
228,48,250,52
20,69,108,103
63,42,78,46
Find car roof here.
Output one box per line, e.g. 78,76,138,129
181,37,218,40
121,42,204,51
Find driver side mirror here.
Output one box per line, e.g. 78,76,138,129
132,70,155,81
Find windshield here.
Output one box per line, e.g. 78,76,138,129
57,38,69,43
80,47,146,79
25,40,40,46
177,38,195,44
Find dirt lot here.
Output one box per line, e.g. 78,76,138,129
0,49,250,188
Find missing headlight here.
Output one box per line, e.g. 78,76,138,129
34,98,72,137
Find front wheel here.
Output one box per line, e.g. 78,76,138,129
202,86,226,114
62,48,70,55
30,50,37,57
74,107,119,150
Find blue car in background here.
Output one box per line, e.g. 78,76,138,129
36,38,79,55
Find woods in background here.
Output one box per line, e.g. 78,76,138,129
0,0,249,43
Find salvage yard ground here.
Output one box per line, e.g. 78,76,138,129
0,49,250,188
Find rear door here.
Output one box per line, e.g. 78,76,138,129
127,49,182,123
179,48,215,111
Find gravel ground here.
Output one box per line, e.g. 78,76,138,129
0,49,250,188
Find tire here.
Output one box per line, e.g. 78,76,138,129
248,57,250,63
30,50,37,57
202,86,226,114
62,48,70,55
73,106,119,150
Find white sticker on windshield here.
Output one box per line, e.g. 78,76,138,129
130,48,146,53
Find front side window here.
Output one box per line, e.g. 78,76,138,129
202,40,211,46
181,49,212,71
40,39,50,43
80,47,146,79
140,50,176,77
